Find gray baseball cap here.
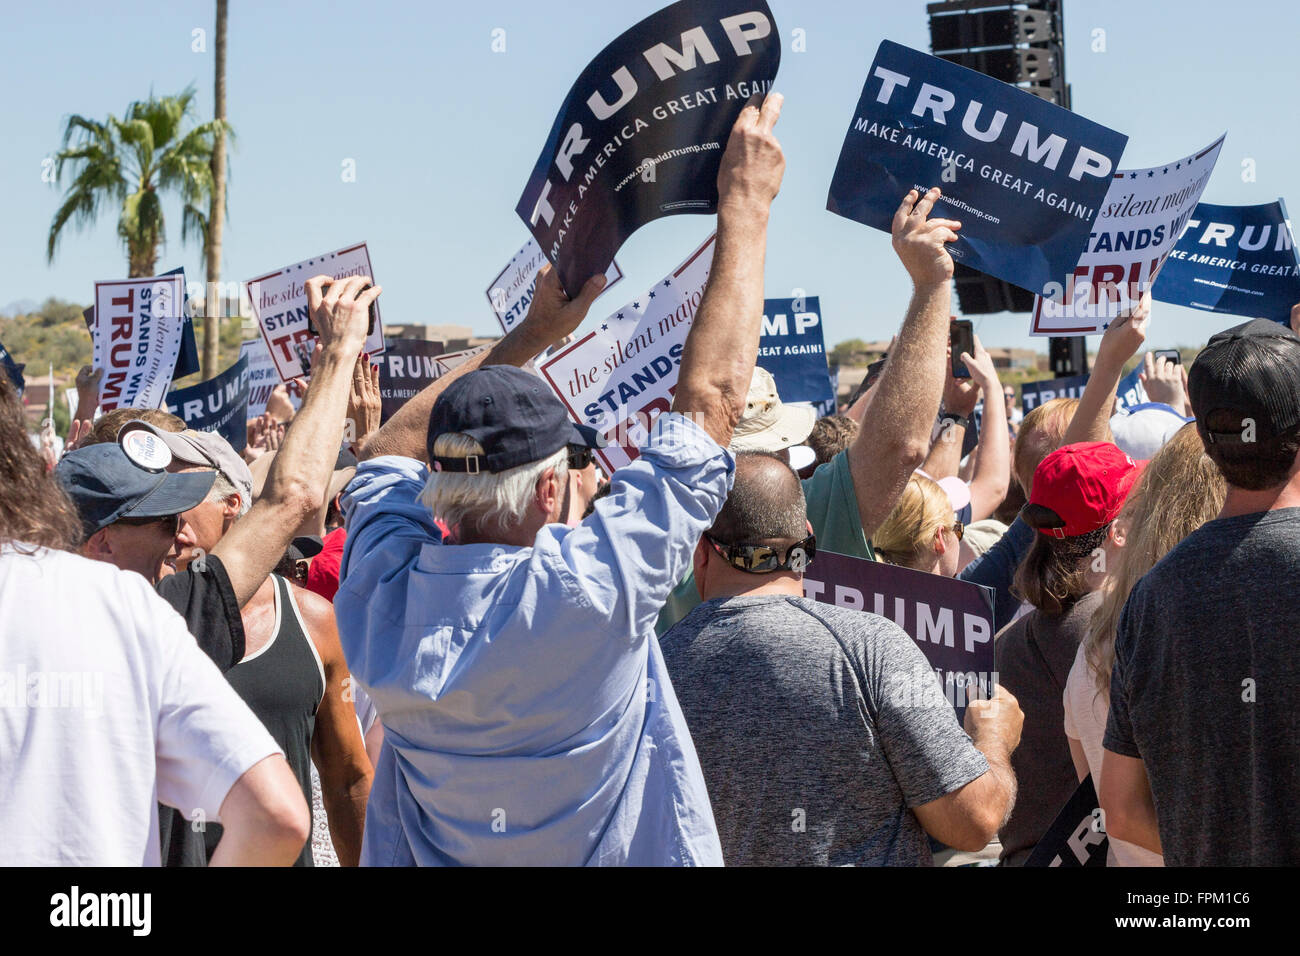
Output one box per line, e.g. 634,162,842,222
117,421,254,515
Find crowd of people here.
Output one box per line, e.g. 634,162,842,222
2,92,1297,867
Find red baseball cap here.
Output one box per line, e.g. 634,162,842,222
1027,442,1145,538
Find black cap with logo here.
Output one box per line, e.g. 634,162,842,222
1189,318,1300,446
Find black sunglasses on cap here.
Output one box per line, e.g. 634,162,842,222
703,532,817,574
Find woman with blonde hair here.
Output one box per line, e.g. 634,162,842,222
1063,423,1226,866
870,473,964,576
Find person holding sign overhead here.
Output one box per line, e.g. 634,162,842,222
336,93,788,866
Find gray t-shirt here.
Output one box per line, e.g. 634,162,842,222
1105,507,1300,866
661,595,989,866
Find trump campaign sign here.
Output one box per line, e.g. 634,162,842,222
1031,135,1224,335
92,274,187,413
516,0,779,296
487,237,624,335
757,296,834,409
1153,199,1300,322
802,549,995,722
247,242,386,382
827,40,1127,297
165,354,250,451
378,339,445,423
539,233,715,474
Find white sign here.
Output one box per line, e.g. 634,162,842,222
92,274,187,412
1031,135,1225,336
486,237,624,335
539,234,715,474
239,338,301,418
247,242,386,381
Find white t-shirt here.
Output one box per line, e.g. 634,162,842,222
1062,640,1164,867
0,545,281,865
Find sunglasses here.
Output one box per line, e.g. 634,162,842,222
704,533,817,574
118,513,182,536
567,445,595,470
951,521,965,541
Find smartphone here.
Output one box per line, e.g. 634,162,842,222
950,319,975,378
1153,349,1181,365
306,282,378,337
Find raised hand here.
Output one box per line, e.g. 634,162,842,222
304,275,379,356
346,352,382,451
892,188,961,287
1138,350,1186,409
717,92,785,214
518,264,606,352
1097,292,1151,369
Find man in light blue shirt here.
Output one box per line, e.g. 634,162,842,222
335,93,788,865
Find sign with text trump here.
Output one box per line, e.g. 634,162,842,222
516,0,779,296
247,242,387,382
827,40,1127,297
92,274,187,413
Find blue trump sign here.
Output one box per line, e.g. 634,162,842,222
827,40,1128,297
516,0,780,296
1153,199,1300,322
166,354,250,451
757,296,833,410
1020,366,1148,415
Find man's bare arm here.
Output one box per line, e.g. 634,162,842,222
914,684,1022,850
213,276,376,606
360,266,607,463
846,188,961,541
210,755,311,866
672,93,785,444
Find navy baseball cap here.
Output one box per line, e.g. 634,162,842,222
427,365,599,474
56,441,217,538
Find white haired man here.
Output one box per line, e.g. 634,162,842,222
336,93,788,865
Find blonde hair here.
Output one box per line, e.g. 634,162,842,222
872,473,952,570
419,433,567,537
1083,424,1226,699
1014,397,1083,494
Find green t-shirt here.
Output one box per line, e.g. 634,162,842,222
655,449,876,635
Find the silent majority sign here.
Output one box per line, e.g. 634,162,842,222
827,40,1127,298
1031,135,1224,336
486,237,624,336
539,233,716,474
92,274,187,413
516,0,780,296
247,242,387,382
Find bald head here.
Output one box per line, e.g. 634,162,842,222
709,452,807,545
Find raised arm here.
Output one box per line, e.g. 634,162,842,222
962,338,1009,521
672,93,785,444
1062,294,1149,447
212,276,376,606
845,188,961,540
359,265,607,463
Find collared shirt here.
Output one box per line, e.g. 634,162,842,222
336,413,731,866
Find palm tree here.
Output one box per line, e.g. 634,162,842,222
204,0,230,379
47,88,228,278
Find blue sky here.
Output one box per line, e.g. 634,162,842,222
3,0,1296,356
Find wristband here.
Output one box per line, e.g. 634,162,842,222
940,412,970,430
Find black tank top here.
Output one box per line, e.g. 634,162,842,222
202,575,325,866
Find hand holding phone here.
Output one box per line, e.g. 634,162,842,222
307,281,378,338
950,319,975,379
